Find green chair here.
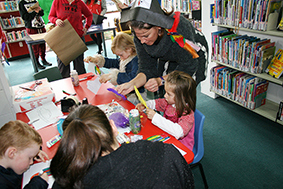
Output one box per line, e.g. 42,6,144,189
33,66,63,82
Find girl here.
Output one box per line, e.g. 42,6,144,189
136,70,196,151
0,120,49,188
50,104,194,189
84,32,145,104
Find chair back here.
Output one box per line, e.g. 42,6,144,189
33,67,63,82
191,109,205,164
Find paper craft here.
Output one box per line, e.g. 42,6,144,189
44,20,88,66
26,102,63,130
22,160,54,189
107,88,127,100
134,85,148,108
87,77,102,94
87,62,104,75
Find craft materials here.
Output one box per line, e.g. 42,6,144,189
79,74,95,81
46,134,62,148
107,88,127,100
116,132,130,144
134,86,148,108
70,70,79,86
129,109,141,134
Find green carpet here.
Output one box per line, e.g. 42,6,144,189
3,40,283,188
194,89,283,188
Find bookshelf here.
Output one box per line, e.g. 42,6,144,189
0,0,29,59
210,24,283,125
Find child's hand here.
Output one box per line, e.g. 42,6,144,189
146,109,156,120
84,56,96,63
136,103,146,112
40,172,49,183
34,150,49,162
99,74,111,83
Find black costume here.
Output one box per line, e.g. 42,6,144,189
52,140,194,188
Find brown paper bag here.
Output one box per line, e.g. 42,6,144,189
44,20,88,66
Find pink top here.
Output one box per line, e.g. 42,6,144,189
155,98,195,151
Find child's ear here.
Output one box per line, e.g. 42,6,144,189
5,147,17,159
109,119,118,137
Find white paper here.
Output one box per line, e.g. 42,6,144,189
172,144,187,156
22,160,54,189
26,102,63,130
87,77,102,94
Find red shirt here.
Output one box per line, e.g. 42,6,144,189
86,0,102,15
49,0,92,37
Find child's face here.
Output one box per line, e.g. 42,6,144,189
164,83,176,105
115,48,132,61
11,143,40,175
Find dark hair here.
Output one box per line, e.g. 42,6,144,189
166,71,196,117
50,105,115,189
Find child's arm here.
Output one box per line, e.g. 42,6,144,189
151,113,184,139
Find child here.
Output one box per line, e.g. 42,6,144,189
0,120,49,188
136,70,196,151
84,32,146,105
50,105,194,188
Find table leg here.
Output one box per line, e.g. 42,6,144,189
27,43,38,73
101,32,107,57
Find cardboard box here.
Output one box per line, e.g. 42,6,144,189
12,78,55,113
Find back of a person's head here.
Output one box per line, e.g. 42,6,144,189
111,32,136,55
0,120,42,157
51,104,115,189
167,70,196,116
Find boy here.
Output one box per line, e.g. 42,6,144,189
0,120,49,188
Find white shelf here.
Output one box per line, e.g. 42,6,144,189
212,90,283,125
213,60,283,86
213,24,283,38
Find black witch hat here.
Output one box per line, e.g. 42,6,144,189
120,0,174,29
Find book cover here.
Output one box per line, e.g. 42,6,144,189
253,80,269,109
258,43,275,73
266,48,283,78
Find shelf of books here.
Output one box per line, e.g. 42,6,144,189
210,65,283,125
0,0,29,59
210,26,283,125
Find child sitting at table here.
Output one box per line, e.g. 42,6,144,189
0,120,49,188
136,70,196,151
84,32,146,105
50,104,194,189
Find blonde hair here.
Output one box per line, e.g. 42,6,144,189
111,32,136,56
0,120,42,157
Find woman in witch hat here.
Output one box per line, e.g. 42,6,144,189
116,0,208,98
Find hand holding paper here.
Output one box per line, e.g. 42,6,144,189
134,86,148,109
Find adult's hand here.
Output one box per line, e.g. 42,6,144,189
144,78,159,92
116,82,134,95
82,27,88,36
99,74,111,83
55,19,64,27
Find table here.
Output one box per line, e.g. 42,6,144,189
16,73,194,164
24,24,116,73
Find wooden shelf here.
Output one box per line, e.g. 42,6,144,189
212,90,283,125
212,60,283,86
213,24,283,38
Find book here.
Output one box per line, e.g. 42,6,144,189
258,43,276,73
266,48,283,78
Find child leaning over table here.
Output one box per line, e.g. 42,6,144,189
136,70,196,151
0,120,49,189
84,32,146,105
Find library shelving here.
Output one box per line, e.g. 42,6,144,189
210,24,283,125
0,0,29,59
